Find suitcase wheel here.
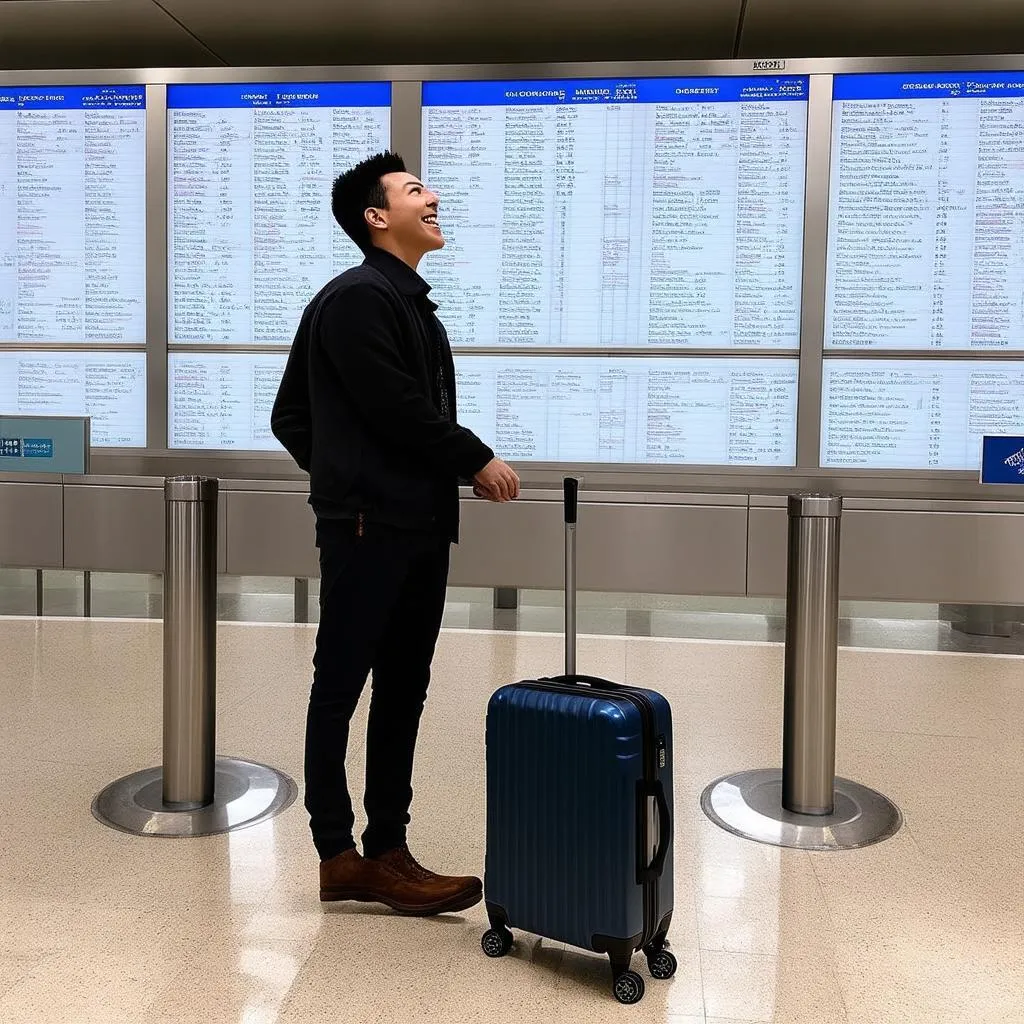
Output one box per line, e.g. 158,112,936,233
612,970,645,1005
646,948,678,981
481,928,514,958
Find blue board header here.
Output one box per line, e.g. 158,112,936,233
167,82,392,109
0,86,145,110
834,72,1024,101
423,76,809,106
980,435,1024,485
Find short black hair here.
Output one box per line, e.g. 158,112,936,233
331,151,407,253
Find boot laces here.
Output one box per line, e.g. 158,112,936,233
395,845,434,881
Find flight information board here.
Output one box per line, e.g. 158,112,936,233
168,82,391,345
821,359,1024,469
168,351,285,450
0,86,146,344
456,355,798,464
827,72,1024,350
0,351,146,446
422,76,808,349
167,350,798,462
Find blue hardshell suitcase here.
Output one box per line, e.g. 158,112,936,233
482,479,676,1005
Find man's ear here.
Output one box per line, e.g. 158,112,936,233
365,207,387,231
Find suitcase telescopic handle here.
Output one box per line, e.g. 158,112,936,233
563,476,579,524
563,476,579,676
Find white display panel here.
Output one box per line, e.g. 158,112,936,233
0,351,146,446
821,359,1024,469
422,77,808,349
168,351,286,450
456,355,798,464
168,83,391,345
827,73,1024,350
0,86,146,344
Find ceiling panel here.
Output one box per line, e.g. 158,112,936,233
740,0,1024,57
157,0,742,67
0,0,223,70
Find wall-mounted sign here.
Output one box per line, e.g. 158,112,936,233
0,416,90,475
980,436,1024,485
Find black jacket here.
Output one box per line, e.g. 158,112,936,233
271,247,494,540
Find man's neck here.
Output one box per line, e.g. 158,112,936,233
370,239,423,272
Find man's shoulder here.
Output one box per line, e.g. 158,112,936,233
299,263,406,349
318,263,398,305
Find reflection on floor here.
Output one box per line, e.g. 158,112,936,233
2,568,1023,656
0,617,1020,1023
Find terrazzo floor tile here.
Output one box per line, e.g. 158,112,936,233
0,617,1019,1023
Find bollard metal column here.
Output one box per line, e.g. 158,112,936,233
701,494,902,851
162,477,218,807
93,476,296,838
782,495,841,815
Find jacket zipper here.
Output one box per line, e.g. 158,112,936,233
525,680,664,951
356,512,365,537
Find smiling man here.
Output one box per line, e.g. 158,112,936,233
271,151,519,915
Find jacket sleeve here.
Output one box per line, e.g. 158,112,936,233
270,323,313,473
319,282,495,479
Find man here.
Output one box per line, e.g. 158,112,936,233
271,151,520,915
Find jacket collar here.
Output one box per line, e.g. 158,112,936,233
364,246,431,299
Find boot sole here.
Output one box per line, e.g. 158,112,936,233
319,884,483,917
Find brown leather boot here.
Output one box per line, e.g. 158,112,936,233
319,845,482,916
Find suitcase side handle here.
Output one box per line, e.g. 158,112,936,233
639,779,672,882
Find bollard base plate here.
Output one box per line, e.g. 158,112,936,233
700,769,902,851
92,757,297,838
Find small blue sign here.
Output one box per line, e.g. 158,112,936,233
22,438,55,459
0,437,23,458
980,435,1024,484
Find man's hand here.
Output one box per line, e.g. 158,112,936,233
473,458,520,502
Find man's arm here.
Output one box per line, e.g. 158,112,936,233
270,329,313,473
319,282,495,479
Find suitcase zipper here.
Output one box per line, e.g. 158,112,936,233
524,679,665,951
619,687,664,951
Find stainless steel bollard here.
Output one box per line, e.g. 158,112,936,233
92,475,296,838
700,492,902,851
782,494,842,815
162,476,218,809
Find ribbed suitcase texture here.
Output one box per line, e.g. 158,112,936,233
484,679,674,954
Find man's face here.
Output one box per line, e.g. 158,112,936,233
368,172,444,254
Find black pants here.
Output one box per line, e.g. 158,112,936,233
306,516,451,861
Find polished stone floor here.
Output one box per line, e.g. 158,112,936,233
0,615,1021,1023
